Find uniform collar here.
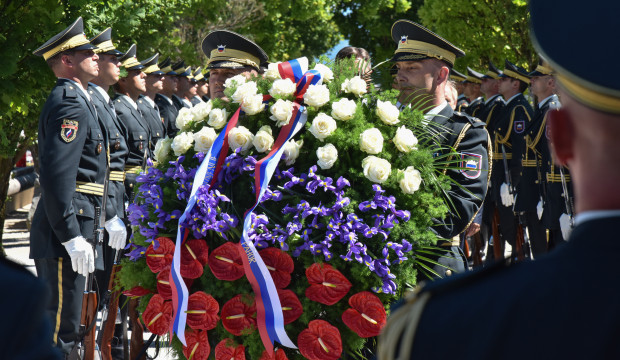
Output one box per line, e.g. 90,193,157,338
424,101,449,126
505,92,522,105
192,95,204,103
89,82,111,103
143,95,156,108
484,93,503,105
61,77,90,101
158,93,173,105
538,94,558,109
182,98,192,107
117,93,138,110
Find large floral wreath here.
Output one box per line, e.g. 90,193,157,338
118,57,457,359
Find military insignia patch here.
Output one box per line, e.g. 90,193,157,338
400,35,408,44
460,152,482,179
60,119,78,143
217,44,226,53
514,120,525,133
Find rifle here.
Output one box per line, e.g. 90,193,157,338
559,167,575,228
515,214,531,261
471,231,484,267
96,250,123,360
129,298,146,360
492,208,503,261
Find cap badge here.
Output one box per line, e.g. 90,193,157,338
217,45,226,53
400,35,408,44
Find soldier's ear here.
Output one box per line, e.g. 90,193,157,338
547,108,574,166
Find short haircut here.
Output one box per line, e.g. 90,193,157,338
335,46,370,62
46,49,76,69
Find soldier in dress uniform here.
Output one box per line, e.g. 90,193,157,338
137,53,166,153
491,60,534,260
155,57,180,137
190,66,206,105
171,60,193,110
391,19,491,278
87,27,129,359
201,30,269,100
512,58,560,258
113,44,150,200
449,68,468,112
378,2,620,358
464,67,484,117
31,17,111,356
197,70,210,102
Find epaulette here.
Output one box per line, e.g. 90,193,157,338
548,100,561,110
453,111,486,128
63,83,78,99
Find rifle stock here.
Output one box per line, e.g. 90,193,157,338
471,232,483,267
98,252,122,360
129,298,146,360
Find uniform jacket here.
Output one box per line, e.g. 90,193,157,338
30,79,108,259
190,95,203,106
172,93,191,111
456,94,469,112
427,104,491,238
137,95,165,152
514,95,558,212
465,96,484,118
155,93,179,137
390,215,620,360
89,84,129,219
490,93,534,205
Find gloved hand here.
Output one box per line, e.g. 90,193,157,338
62,236,95,276
105,215,127,250
500,183,514,207
559,213,572,240
537,198,544,220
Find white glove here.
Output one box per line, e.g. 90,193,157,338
500,183,514,207
559,213,572,240
537,198,544,220
62,236,95,276
105,216,127,251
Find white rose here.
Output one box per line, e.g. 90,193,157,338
282,139,303,165
269,78,296,98
241,94,265,115
193,126,217,153
308,113,337,141
341,76,367,96
153,136,173,163
228,125,254,152
265,62,282,80
399,166,422,194
362,156,391,183
313,63,334,82
175,107,193,132
207,108,228,129
393,126,418,153
269,99,294,127
303,84,330,108
224,74,246,89
331,98,357,121
316,143,338,169
171,131,194,156
252,125,274,153
376,100,400,125
231,81,258,104
359,128,384,154
191,100,212,123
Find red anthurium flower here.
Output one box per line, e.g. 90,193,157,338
215,339,245,360
259,348,288,360
182,329,210,360
145,237,175,273
208,242,245,281
341,291,387,338
277,289,303,325
298,320,342,360
181,239,209,279
220,294,256,336
259,248,294,289
305,263,352,305
142,294,173,335
122,286,153,298
157,266,194,300
186,291,220,331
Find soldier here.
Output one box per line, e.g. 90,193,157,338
138,53,166,153
171,60,193,109
197,70,210,102
113,44,150,199
464,67,484,117
378,1,620,358
512,58,560,258
449,68,468,112
155,57,180,137
190,66,206,105
87,27,129,359
391,19,491,277
492,60,534,260
31,17,110,355
201,30,269,100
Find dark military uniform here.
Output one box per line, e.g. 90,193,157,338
171,61,193,110
490,66,534,254
138,95,164,152
156,57,181,137
390,20,491,278
456,94,469,112
464,67,485,118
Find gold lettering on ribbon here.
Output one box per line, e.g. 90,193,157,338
242,242,256,264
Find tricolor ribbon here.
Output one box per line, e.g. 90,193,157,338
169,58,322,353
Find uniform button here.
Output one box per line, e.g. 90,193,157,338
79,209,84,215
116,132,119,136
139,135,143,139
117,100,121,103
535,180,539,184
130,183,134,188
157,132,160,136
69,86,74,89
445,269,453,276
